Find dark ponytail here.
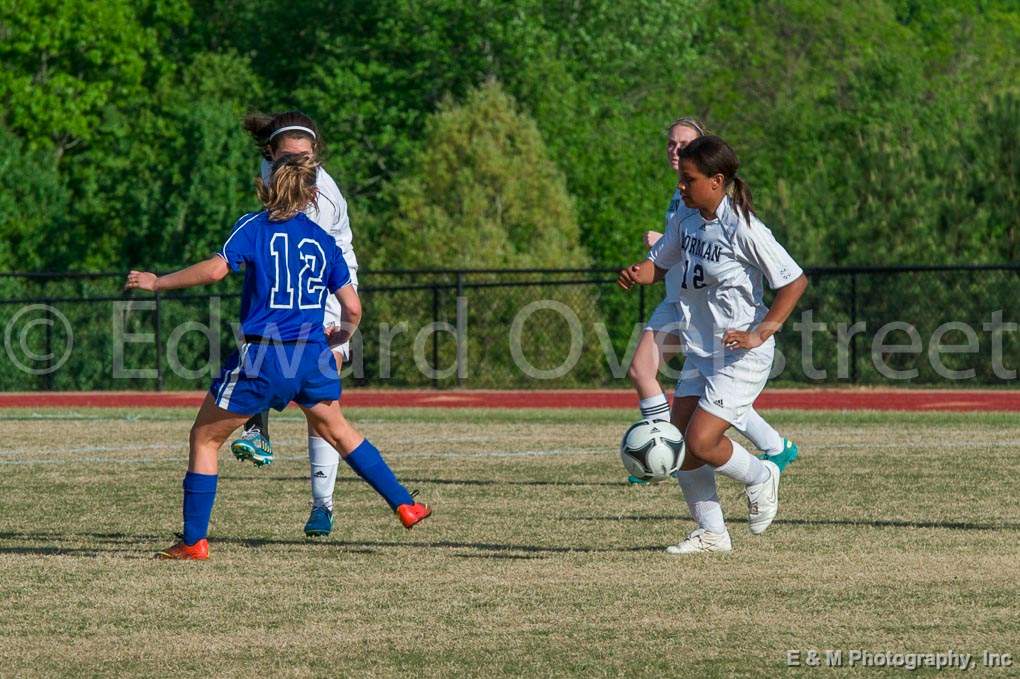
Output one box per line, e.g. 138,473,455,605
243,110,324,162
729,176,754,226
679,135,754,225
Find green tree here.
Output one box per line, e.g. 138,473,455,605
374,79,587,269
0,127,69,271
106,51,264,270
363,81,610,388
189,0,702,266
682,0,1020,266
0,0,190,158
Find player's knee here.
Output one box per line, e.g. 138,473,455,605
189,424,212,451
685,428,720,458
189,421,225,450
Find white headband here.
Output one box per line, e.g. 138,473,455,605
269,125,316,141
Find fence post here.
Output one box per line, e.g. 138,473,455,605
431,283,440,390
455,271,464,386
850,273,858,384
44,301,54,391
638,284,646,324
154,292,164,391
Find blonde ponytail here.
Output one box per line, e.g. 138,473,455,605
255,153,318,221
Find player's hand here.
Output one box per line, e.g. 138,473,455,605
617,264,643,290
643,231,663,249
722,328,763,350
325,323,351,347
125,270,158,292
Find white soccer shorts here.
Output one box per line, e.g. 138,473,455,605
673,343,774,429
324,271,359,362
643,299,684,335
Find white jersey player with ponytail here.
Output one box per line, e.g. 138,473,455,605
231,110,358,539
619,135,808,554
628,118,798,485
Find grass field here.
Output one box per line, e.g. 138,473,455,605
1,407,1018,677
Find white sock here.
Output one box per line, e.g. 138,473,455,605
639,393,670,421
736,408,783,454
716,439,770,486
308,436,340,511
676,464,726,534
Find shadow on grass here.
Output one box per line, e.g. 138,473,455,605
0,530,165,559
451,553,546,561
229,476,626,488
573,516,1020,531
229,535,662,555
0,545,151,558
5,508,1015,560
401,477,624,488
0,530,662,558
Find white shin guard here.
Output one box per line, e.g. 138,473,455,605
308,436,340,510
716,439,770,486
737,408,783,454
676,464,726,534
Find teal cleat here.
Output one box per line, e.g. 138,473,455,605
304,505,334,537
627,474,650,485
759,438,798,473
230,428,273,467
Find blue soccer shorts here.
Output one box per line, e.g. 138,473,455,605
209,340,340,415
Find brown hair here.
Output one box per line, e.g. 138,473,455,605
255,153,319,221
666,116,709,137
243,110,324,162
679,135,754,225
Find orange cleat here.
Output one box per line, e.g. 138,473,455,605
396,502,432,530
155,537,209,560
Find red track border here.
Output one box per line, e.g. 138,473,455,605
0,389,1017,411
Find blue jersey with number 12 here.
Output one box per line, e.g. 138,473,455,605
217,211,351,341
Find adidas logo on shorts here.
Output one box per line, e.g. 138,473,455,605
713,398,724,407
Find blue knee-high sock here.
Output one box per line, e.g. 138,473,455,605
182,471,218,545
344,439,413,510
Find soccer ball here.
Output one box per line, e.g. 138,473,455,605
619,419,685,482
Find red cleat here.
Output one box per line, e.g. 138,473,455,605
155,537,209,560
396,502,432,529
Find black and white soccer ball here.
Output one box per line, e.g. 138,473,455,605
619,419,685,482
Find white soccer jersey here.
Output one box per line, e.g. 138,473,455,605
260,159,359,276
660,187,698,303
647,195,803,359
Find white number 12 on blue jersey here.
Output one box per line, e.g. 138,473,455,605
269,233,327,309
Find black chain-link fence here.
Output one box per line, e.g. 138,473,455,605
0,265,1016,391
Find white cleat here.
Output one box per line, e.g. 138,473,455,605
746,460,780,535
666,528,732,554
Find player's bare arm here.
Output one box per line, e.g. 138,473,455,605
124,256,229,293
617,259,666,290
327,284,362,346
723,273,809,350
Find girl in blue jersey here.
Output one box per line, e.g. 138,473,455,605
125,153,431,560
